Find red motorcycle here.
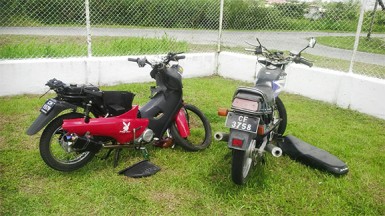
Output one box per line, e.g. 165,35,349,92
27,53,212,172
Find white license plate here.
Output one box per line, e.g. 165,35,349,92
40,99,56,115
225,112,259,133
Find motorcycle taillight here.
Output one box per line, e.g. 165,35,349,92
232,98,259,111
232,138,243,147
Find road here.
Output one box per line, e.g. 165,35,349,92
1,27,384,66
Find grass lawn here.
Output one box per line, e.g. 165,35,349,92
316,36,385,55
1,76,384,215
0,35,189,58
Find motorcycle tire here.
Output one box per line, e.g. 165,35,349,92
39,112,95,172
231,139,256,185
274,97,287,136
170,104,212,151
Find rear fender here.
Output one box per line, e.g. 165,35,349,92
228,129,255,151
175,107,190,138
26,99,77,135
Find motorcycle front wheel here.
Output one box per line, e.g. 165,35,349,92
274,96,287,136
170,104,212,151
231,139,256,185
39,113,95,172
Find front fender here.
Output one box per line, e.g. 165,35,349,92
175,107,190,138
26,99,77,135
227,129,255,151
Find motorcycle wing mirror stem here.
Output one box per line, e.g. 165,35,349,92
298,37,317,55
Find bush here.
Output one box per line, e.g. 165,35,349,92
323,0,360,21
275,1,307,19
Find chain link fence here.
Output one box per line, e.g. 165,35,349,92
1,0,384,79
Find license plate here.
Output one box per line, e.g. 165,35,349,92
40,99,56,115
225,112,259,133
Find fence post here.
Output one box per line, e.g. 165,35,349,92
367,0,379,38
349,0,366,74
215,0,225,75
85,0,92,58
217,0,224,53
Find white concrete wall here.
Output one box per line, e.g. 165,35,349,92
0,53,216,96
1,52,385,120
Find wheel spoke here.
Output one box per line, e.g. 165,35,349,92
39,113,94,171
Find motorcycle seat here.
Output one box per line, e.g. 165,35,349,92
281,135,349,175
254,82,274,104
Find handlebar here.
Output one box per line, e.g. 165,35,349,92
127,52,185,68
296,57,313,67
245,39,314,67
174,55,185,61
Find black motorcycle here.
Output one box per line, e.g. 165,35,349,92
215,38,316,184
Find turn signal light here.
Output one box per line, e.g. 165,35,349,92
217,108,229,116
232,138,243,147
257,125,265,135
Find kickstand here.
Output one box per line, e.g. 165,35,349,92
101,149,113,160
113,149,122,168
140,146,150,160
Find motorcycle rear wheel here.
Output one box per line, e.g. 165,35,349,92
39,113,95,172
170,104,212,151
231,140,256,185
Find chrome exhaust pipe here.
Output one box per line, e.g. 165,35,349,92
214,132,229,142
265,143,282,157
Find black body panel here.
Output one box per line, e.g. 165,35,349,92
26,99,77,135
140,65,183,138
256,67,283,83
139,90,182,138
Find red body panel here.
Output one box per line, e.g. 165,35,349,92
175,107,190,138
62,106,149,144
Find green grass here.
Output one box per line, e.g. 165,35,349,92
302,53,385,79
0,35,189,58
1,76,385,215
317,36,385,55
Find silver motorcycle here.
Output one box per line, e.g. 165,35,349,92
215,37,316,185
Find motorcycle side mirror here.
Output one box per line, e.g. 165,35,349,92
308,37,316,48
